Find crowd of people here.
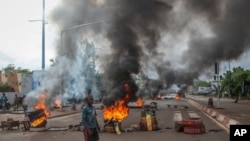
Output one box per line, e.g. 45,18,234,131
0,93,27,113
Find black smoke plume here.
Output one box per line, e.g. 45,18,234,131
47,0,250,104
102,0,172,105
154,0,250,87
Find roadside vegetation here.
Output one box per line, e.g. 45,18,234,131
195,66,250,99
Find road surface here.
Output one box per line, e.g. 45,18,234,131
0,99,229,141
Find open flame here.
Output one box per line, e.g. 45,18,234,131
34,93,50,116
157,94,161,100
31,92,50,127
31,115,46,127
103,83,131,122
175,94,180,100
136,97,143,107
54,95,61,108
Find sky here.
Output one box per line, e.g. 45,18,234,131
0,0,249,74
0,0,60,71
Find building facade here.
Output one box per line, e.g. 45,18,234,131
0,71,32,94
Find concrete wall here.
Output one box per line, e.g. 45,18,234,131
0,92,24,105
0,72,32,94
0,72,8,84
20,73,32,95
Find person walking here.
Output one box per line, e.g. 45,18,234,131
1,93,8,111
82,95,100,141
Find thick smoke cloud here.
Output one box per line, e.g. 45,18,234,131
27,0,250,105
25,0,109,105
154,0,250,87
102,0,172,105
181,0,250,78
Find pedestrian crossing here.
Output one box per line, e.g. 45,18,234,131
173,111,182,122
188,111,201,119
173,110,201,122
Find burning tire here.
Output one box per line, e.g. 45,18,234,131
27,109,47,128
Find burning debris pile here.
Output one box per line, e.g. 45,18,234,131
54,95,61,108
27,109,47,128
102,82,138,134
27,92,50,128
136,97,143,108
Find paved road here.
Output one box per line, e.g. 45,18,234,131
187,95,250,125
0,99,229,141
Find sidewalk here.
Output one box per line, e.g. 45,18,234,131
186,95,250,130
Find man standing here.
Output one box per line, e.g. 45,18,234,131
1,93,8,111
22,95,28,116
82,95,100,141
14,94,19,111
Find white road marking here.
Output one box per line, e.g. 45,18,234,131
188,111,200,119
173,111,182,122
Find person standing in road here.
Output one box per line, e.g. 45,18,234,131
22,95,28,116
1,93,8,111
14,94,19,111
82,95,100,141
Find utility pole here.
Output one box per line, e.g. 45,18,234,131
228,60,231,98
215,61,220,107
42,0,45,70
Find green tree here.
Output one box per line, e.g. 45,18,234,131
221,66,250,98
3,64,16,73
196,80,211,87
220,70,231,96
16,67,31,73
1,64,31,73
0,83,15,92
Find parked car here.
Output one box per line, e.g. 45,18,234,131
195,87,212,95
162,93,177,99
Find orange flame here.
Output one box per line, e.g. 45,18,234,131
175,94,180,100
31,115,46,127
157,94,161,100
136,97,143,107
54,96,61,108
103,83,131,122
34,93,50,116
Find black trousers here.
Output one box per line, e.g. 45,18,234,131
83,128,99,141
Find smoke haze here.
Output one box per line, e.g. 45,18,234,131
26,0,250,105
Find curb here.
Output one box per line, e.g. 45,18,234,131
186,98,241,129
47,111,80,119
